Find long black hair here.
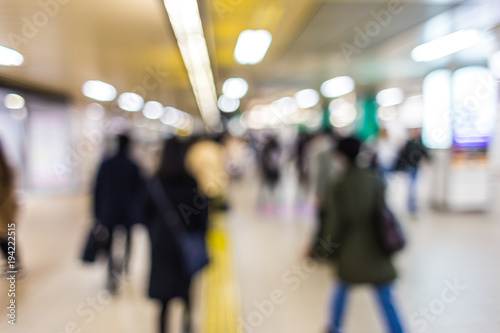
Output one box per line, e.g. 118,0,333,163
336,136,362,165
156,138,189,180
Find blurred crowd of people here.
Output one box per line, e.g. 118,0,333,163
0,124,430,333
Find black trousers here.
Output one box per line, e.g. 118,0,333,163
160,297,191,333
105,224,133,287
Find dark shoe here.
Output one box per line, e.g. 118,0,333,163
107,278,118,295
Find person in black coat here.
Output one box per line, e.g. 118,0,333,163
394,128,430,216
144,138,209,333
93,134,143,292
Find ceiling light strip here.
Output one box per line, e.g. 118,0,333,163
163,0,220,129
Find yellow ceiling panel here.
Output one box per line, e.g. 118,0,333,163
207,0,320,70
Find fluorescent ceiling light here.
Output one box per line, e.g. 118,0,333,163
163,0,220,129
118,92,144,112
0,45,23,66
411,30,481,62
329,99,357,128
176,113,194,130
321,76,355,98
294,89,319,109
4,94,25,109
161,107,194,130
234,30,272,65
161,107,181,126
218,95,240,113
376,87,405,107
142,101,164,120
272,97,297,116
82,80,117,102
377,106,398,122
222,78,248,99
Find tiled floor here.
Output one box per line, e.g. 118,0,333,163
229,165,500,333
1,166,500,332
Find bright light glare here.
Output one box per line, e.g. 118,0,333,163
422,69,452,149
411,30,481,62
321,76,355,98
163,0,220,128
329,99,357,127
161,107,195,131
161,107,181,126
86,103,105,120
272,97,297,116
399,95,423,128
0,45,24,66
222,78,248,99
118,93,144,112
376,88,405,107
218,95,240,113
489,51,500,79
142,101,164,119
294,89,319,109
4,94,25,109
234,30,272,65
452,66,497,147
82,80,117,102
176,113,194,130
377,106,398,122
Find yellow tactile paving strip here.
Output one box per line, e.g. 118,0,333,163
200,212,242,333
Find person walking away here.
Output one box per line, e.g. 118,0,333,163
258,135,282,212
143,138,209,333
309,129,339,229
310,136,405,333
93,134,143,292
295,131,312,187
0,139,20,273
394,128,429,217
310,129,339,206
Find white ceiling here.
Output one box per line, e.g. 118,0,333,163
1,0,495,119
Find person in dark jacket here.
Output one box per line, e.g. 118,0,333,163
93,134,143,292
257,135,282,209
144,138,208,333
261,135,281,187
311,137,404,333
394,128,429,216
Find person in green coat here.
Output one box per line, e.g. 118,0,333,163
311,136,404,333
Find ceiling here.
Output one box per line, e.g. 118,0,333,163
0,0,469,118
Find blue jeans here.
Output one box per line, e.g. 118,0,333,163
328,282,404,333
407,167,418,215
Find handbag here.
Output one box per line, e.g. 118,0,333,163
81,223,109,263
146,178,209,277
374,185,406,255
